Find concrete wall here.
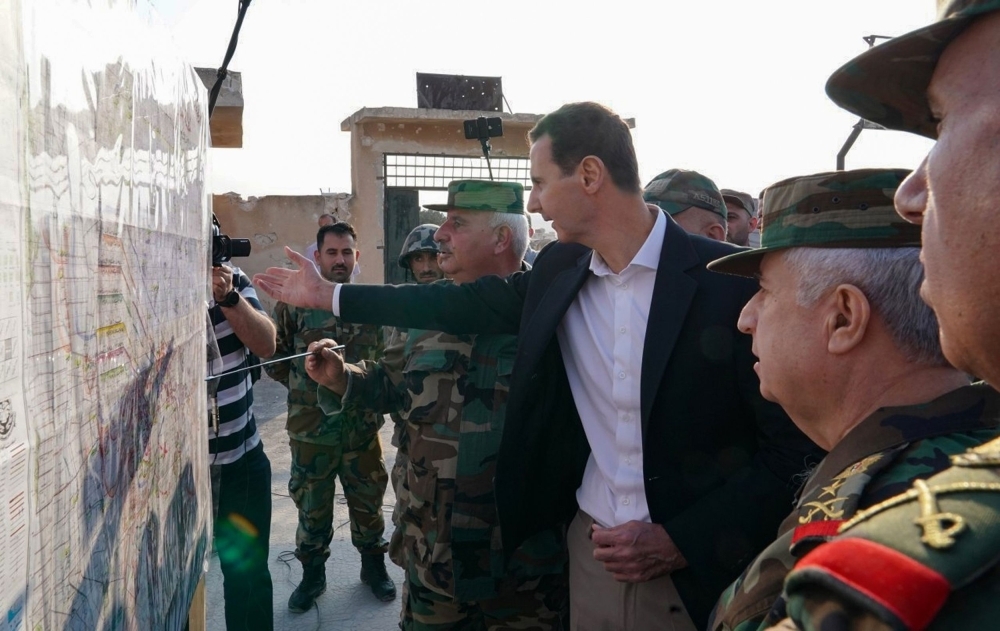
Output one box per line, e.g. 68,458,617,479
212,191,352,313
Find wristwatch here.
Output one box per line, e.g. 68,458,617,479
218,290,241,308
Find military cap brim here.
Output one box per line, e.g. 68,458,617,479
708,168,916,278
706,248,767,278
825,17,975,139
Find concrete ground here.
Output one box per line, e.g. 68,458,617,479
206,375,405,630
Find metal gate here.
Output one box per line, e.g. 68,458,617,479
382,153,531,283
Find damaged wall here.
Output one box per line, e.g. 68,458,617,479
212,191,353,313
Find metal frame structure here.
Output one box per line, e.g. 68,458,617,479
383,153,532,190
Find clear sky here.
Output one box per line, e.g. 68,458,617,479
156,0,937,204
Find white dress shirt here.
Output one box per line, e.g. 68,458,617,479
558,210,665,527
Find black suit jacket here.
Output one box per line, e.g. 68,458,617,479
340,217,822,627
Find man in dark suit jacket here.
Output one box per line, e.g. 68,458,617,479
255,102,822,630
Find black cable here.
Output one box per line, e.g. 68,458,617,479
208,0,252,118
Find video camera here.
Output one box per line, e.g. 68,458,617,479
211,215,251,266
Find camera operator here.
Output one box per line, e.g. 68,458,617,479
208,252,277,631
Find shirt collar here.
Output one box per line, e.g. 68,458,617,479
589,208,666,277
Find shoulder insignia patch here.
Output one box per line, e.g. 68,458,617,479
838,479,1000,550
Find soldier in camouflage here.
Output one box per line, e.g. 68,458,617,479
765,3,1000,629
304,180,568,630
705,169,1000,631
721,189,758,248
643,168,728,242
397,223,445,285
265,221,395,612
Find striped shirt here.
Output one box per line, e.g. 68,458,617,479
208,267,265,465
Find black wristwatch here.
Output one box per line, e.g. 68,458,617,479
218,290,241,308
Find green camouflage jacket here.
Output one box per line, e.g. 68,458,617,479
266,301,383,448
710,383,1000,631
383,325,408,452
319,326,566,602
781,439,1000,631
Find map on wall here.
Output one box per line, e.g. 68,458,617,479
0,0,213,629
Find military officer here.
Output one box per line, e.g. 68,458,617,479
266,221,395,611
306,181,567,630
704,168,1000,631
643,168,728,241
770,3,1000,629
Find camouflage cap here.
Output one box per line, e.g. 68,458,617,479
721,189,757,218
397,223,442,268
643,169,726,219
424,179,524,214
708,169,919,277
826,0,1000,139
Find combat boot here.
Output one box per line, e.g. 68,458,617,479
288,563,326,613
360,553,396,602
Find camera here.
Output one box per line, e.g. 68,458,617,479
463,116,503,141
463,117,503,180
212,217,252,266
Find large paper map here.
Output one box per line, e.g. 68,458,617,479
1,1,212,629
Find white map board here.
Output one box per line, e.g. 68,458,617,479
1,0,213,628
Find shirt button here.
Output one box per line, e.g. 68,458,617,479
619,326,626,334
622,413,631,422
622,497,631,506
625,457,631,465
621,283,629,290
618,371,626,379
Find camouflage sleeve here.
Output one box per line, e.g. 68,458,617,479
316,384,345,416
339,331,407,416
382,326,406,384
313,327,406,418
313,359,404,419
782,587,893,631
264,301,294,387
380,327,407,389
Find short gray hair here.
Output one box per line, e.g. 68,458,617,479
782,247,947,366
488,212,529,260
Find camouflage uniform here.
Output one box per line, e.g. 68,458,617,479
320,325,567,630
320,180,567,630
324,329,569,629
782,435,1000,631
765,3,1000,629
266,303,389,565
709,384,1000,631
707,168,1000,630
383,325,408,513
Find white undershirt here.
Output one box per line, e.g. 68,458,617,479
558,210,664,527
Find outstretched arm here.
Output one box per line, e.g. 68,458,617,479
255,246,529,334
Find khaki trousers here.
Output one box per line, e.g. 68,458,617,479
568,510,696,631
